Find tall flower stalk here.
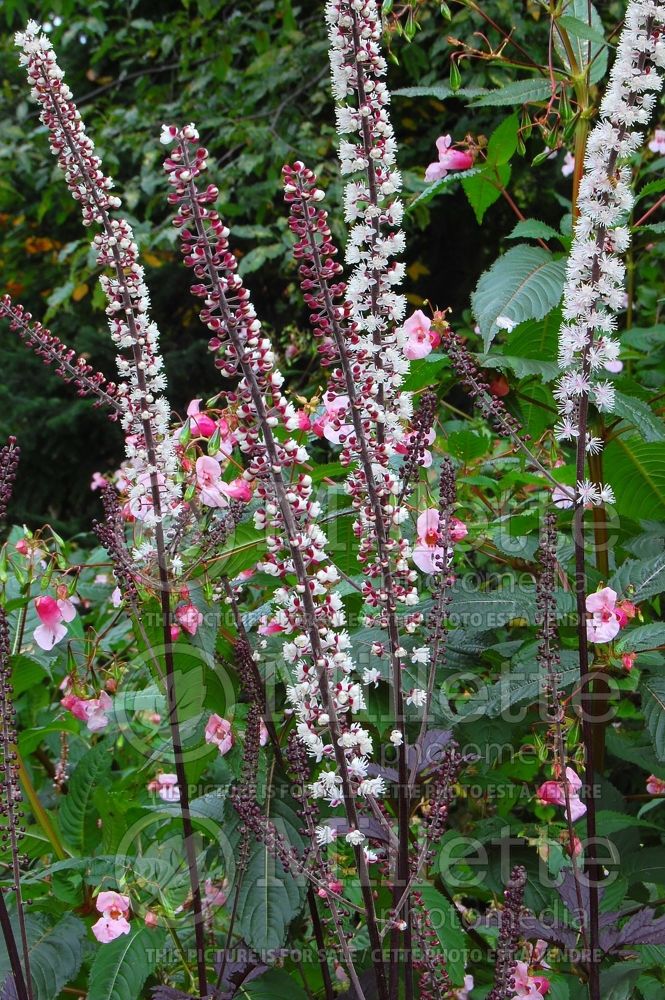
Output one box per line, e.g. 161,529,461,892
555,6,665,998
12,23,208,994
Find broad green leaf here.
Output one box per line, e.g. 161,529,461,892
507,219,561,242
603,438,665,520
59,743,113,853
609,552,665,602
508,309,561,361
487,114,520,166
416,886,467,985
87,926,164,1000
472,245,566,350
462,163,510,224
616,624,665,653
480,354,559,382
642,678,665,762
243,969,309,999
612,391,665,443
557,14,607,47
595,809,664,835
468,78,554,107
0,914,86,1000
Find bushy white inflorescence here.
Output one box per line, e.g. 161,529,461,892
556,0,665,505
325,0,411,441
15,21,180,527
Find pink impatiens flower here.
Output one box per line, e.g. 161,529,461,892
425,135,474,182
91,890,131,944
536,766,586,821
412,508,468,573
205,714,234,756
313,395,353,444
561,151,575,177
648,127,665,155
175,602,204,636
61,691,113,733
511,961,550,998
195,456,251,506
147,773,180,802
402,310,441,360
186,398,217,438
585,587,622,643
33,594,74,651
647,775,665,796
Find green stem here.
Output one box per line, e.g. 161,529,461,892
16,751,67,860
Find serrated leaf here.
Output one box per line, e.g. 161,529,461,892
468,77,553,107
408,167,480,211
472,245,566,350
507,219,561,242
0,914,87,1000
487,114,520,166
612,391,665,443
616,624,665,653
642,678,665,762
609,552,665,602
603,438,665,520
59,744,113,852
88,927,164,1000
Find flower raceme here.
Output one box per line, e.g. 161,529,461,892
536,766,586,821
91,891,131,944
424,135,474,183
555,0,665,506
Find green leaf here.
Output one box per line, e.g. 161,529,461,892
612,392,665,443
480,354,559,382
554,0,608,84
642,678,665,762
416,886,467,985
0,914,87,1000
242,970,309,999
557,14,607,47
603,438,665,521
468,78,554,107
392,85,451,100
408,167,480,211
471,245,566,350
87,926,164,1000
595,809,664,835
507,219,561,242
462,163,510,224
616,624,665,653
59,743,113,853
609,552,665,602
487,114,520,166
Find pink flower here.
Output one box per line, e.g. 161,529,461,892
15,538,29,555
91,890,131,944
453,975,474,1000
175,602,203,636
647,775,665,796
219,477,252,502
61,693,89,723
552,485,574,509
536,767,586,821
395,428,435,468
425,135,474,182
204,878,228,908
33,595,67,650
614,599,637,628
648,128,665,155
259,719,269,747
196,455,226,507
111,587,122,608
295,409,312,431
314,395,353,444
402,310,441,360
144,911,159,928
586,587,622,643
90,471,108,491
147,773,180,802
85,692,113,733
512,961,550,997
170,624,181,642
187,399,217,438
205,714,234,755
412,508,467,573
561,151,575,177
621,652,636,672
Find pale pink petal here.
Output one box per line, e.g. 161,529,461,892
34,621,67,651
424,160,448,183
585,587,617,613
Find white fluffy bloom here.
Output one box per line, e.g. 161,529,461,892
555,0,665,508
